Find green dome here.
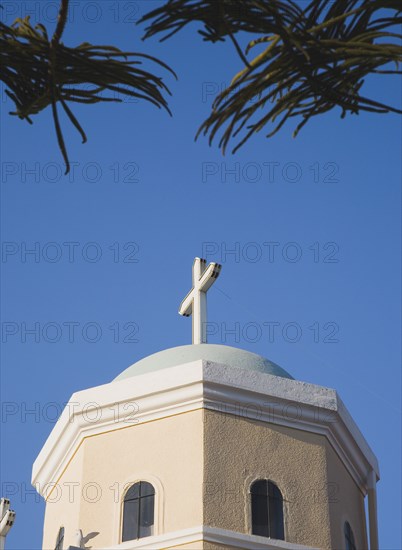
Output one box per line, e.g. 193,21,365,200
114,344,293,381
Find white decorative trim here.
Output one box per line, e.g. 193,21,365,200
101,525,319,549
32,360,379,497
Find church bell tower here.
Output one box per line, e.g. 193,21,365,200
32,258,379,550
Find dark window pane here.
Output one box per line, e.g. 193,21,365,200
251,479,268,496
251,493,269,537
345,522,350,546
122,498,139,541
251,479,284,541
344,522,356,550
139,494,155,538
55,527,64,550
140,482,155,497
269,482,284,540
268,482,278,500
122,482,155,542
125,483,140,501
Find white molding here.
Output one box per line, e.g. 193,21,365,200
32,360,379,497
101,525,319,549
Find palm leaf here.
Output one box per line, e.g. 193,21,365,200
141,0,402,152
1,0,175,173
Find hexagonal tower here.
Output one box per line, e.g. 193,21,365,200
32,260,379,550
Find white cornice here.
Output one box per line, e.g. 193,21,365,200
32,359,379,496
100,525,319,549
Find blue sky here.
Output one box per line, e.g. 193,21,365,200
1,2,401,549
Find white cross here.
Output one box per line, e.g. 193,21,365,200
179,257,221,344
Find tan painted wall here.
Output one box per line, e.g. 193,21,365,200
325,440,368,549
42,410,204,549
42,407,367,550
42,444,84,550
203,409,366,550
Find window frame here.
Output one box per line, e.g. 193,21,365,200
114,474,164,545
249,478,285,541
121,481,156,542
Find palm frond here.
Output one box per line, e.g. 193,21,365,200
1,1,175,173
141,0,402,152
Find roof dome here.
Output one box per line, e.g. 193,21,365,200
114,344,293,381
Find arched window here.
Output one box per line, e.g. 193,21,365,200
54,527,64,550
122,481,155,542
251,479,284,540
344,521,356,550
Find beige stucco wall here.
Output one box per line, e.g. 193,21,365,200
42,409,204,549
203,409,366,550
41,407,368,550
325,439,368,549
42,444,84,550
